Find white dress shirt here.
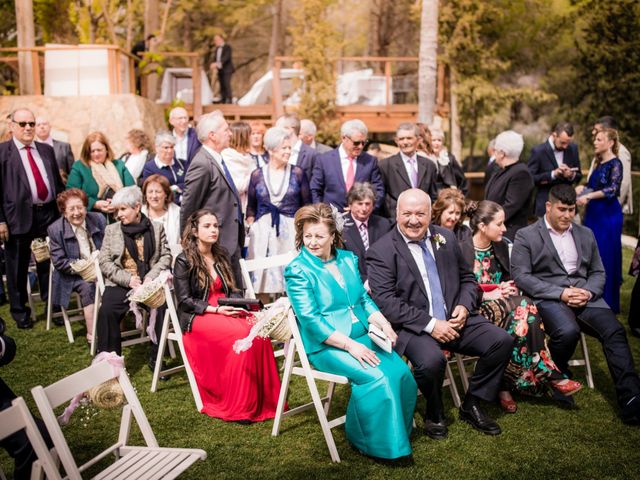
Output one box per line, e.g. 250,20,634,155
173,129,188,161
289,139,302,166
399,228,444,334
13,137,54,203
544,215,579,273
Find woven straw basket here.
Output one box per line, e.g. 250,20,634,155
87,379,125,409
131,283,165,308
259,308,291,342
70,259,97,282
31,238,50,263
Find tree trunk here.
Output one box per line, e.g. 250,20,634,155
125,0,134,51
144,0,160,101
418,0,438,124
449,68,462,162
15,0,37,95
268,0,283,68
99,0,119,46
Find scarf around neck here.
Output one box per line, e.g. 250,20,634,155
121,214,155,279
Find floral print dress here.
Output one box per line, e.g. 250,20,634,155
474,246,565,395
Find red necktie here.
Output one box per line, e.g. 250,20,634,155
345,156,355,193
25,145,49,201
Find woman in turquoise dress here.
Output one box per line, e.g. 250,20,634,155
284,203,416,463
578,128,623,313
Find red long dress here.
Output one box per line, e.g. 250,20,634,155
182,276,281,421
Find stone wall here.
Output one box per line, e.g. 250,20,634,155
0,94,167,158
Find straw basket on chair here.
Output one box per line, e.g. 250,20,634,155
87,379,125,409
130,280,166,309
70,258,97,282
31,238,50,263
259,308,292,342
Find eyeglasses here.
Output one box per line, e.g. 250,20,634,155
13,121,35,128
345,136,368,147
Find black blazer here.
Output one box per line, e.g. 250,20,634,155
173,253,241,332
341,213,392,282
366,225,478,355
434,154,469,196
0,139,64,235
378,153,438,219
484,162,534,242
52,139,75,175
216,44,235,73
528,141,581,216
460,237,511,283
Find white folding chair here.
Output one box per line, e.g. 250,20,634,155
46,261,86,343
0,397,61,480
90,256,150,356
150,284,204,413
240,251,297,358
568,332,595,389
31,360,207,480
271,309,349,463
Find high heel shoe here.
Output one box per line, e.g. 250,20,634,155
498,391,517,414
551,379,582,396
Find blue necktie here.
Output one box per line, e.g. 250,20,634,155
220,158,243,224
415,240,447,320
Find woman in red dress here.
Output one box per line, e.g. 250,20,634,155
174,209,281,422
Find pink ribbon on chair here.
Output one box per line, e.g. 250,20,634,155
128,271,172,344
57,352,125,426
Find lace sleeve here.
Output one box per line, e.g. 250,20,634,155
298,168,312,206
601,158,623,198
245,169,261,218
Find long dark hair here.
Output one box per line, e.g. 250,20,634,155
467,200,503,234
181,209,236,289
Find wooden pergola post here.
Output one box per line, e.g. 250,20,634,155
15,0,38,95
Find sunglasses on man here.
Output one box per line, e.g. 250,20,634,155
13,121,36,128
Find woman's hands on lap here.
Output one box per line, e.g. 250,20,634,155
346,340,381,369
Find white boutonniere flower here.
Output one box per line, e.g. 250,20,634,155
433,233,447,250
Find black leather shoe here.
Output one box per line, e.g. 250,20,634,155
459,403,502,435
16,318,34,329
52,316,65,327
148,359,169,381
549,388,577,409
424,419,448,440
621,396,640,425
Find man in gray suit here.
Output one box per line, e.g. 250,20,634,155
180,110,243,283
35,117,75,183
300,118,332,154
511,184,640,424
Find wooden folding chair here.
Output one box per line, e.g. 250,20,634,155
31,360,207,480
271,309,349,463
46,260,86,343
568,332,595,389
240,251,297,359
150,284,204,413
90,256,150,356
0,396,60,480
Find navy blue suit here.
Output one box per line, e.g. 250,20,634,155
341,213,392,282
294,142,317,184
0,140,64,323
310,148,385,211
184,127,202,166
528,141,581,216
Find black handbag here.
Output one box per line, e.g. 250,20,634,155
217,297,264,312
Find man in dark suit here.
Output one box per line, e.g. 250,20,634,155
528,122,582,217
311,119,385,211
511,184,640,423
484,137,500,186
367,189,513,439
379,122,437,219
484,130,534,241
211,33,235,104
35,117,75,183
169,107,201,166
341,182,392,286
0,108,64,328
180,110,243,284
275,113,317,182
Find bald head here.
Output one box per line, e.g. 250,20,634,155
397,189,432,241
35,116,51,141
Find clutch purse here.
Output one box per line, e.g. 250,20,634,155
479,283,499,292
217,297,264,312
368,324,392,353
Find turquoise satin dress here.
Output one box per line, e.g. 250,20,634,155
284,247,417,460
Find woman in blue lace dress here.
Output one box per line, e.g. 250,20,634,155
577,128,623,312
246,127,311,296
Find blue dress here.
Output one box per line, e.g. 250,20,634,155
285,248,416,460
583,158,623,313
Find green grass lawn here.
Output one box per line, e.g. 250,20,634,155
2,249,640,479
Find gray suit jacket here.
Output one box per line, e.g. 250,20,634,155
180,146,243,256
52,139,75,174
510,218,607,308
99,221,171,288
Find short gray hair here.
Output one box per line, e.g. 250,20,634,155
341,119,368,138
300,119,317,136
347,182,377,205
155,130,176,147
275,113,301,136
430,128,445,140
263,127,290,151
169,106,187,120
196,110,226,143
111,185,143,208
396,122,420,137
494,130,524,160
